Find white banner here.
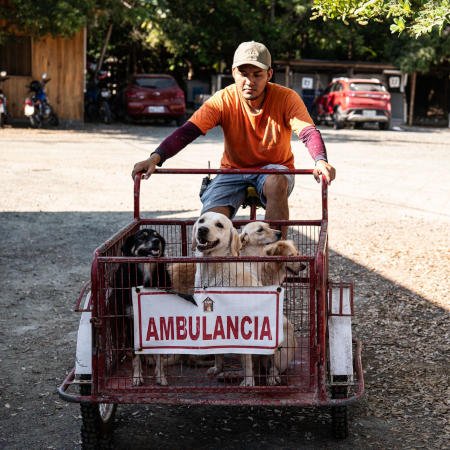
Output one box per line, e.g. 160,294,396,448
132,286,284,355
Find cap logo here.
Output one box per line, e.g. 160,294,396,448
245,48,259,60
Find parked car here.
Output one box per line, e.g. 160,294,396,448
313,77,391,130
123,74,186,125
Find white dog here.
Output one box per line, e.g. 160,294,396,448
192,211,259,386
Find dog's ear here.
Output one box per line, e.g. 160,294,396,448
230,227,242,256
264,242,278,256
122,234,135,256
240,232,249,247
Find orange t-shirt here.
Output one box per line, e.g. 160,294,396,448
189,82,313,169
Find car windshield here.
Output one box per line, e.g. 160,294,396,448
350,83,386,92
134,77,176,89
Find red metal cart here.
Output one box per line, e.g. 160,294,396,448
58,168,364,448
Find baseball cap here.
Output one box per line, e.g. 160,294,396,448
232,41,271,70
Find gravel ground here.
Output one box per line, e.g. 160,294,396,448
0,123,449,449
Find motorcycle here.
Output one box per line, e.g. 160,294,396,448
84,70,113,124
24,73,59,128
0,70,9,128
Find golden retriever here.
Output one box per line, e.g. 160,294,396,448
261,239,306,286
239,221,282,256
192,211,259,386
237,228,305,385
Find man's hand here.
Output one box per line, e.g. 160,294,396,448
313,160,336,184
131,153,161,180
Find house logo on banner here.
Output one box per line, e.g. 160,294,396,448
132,286,284,355
203,297,214,312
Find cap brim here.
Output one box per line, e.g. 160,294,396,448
232,60,269,70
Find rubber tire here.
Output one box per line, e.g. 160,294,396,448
80,383,117,449
333,107,344,130
0,112,4,128
379,120,390,130
48,112,59,127
331,385,349,439
100,102,112,124
29,114,41,128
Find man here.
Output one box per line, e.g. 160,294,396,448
132,41,336,221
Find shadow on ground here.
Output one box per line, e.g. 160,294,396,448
0,211,447,449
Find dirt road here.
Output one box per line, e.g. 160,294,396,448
0,123,448,449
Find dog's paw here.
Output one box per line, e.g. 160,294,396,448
240,377,255,387
156,377,168,386
266,375,281,386
267,367,281,386
155,373,168,386
207,365,221,377
132,355,144,386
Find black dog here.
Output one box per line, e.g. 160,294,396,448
121,228,196,304
114,228,195,385
114,228,195,346
121,228,171,288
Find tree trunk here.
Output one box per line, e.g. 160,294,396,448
408,71,417,126
96,22,113,76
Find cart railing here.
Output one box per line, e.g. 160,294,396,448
133,168,328,221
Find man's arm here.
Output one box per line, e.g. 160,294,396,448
131,121,203,179
298,125,336,184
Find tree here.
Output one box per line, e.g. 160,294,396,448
311,0,450,37
0,0,149,40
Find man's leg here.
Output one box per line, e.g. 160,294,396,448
205,205,232,218
263,174,289,237
200,174,248,219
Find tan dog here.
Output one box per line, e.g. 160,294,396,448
261,239,306,286
237,232,304,385
169,261,196,296
261,239,306,384
192,211,259,386
239,221,282,256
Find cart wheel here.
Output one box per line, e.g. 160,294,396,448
331,385,349,439
80,383,117,449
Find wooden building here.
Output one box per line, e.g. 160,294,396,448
0,28,85,122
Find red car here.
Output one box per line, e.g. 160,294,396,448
313,77,391,130
123,74,186,125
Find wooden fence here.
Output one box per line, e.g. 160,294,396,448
1,29,85,121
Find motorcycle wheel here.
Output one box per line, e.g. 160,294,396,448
48,112,59,127
29,114,41,128
85,103,97,122
100,102,112,124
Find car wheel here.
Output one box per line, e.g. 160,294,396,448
379,120,391,130
333,107,345,130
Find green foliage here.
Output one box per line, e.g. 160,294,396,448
384,29,450,72
0,0,150,38
139,0,312,71
2,0,447,78
311,0,450,37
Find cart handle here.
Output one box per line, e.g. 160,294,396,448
134,168,328,220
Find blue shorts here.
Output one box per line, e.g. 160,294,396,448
200,164,295,218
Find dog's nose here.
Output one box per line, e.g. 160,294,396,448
150,238,160,247
197,226,209,238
